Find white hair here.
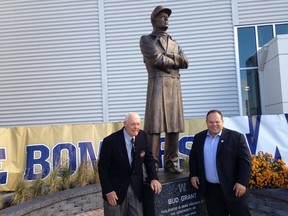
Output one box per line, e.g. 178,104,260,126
124,112,141,122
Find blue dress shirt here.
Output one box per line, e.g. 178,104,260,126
204,130,222,183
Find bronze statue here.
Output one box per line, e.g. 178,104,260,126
139,6,189,173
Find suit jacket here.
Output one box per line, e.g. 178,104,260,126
189,127,251,201
139,32,188,133
98,127,158,204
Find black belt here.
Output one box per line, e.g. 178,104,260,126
206,181,220,186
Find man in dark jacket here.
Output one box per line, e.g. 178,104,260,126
140,6,189,173
189,109,251,216
98,112,162,216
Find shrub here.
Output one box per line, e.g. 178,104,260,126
12,178,31,205
30,174,47,198
7,160,100,207
48,164,61,194
59,163,72,190
75,159,90,187
249,151,288,189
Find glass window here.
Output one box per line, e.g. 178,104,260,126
237,23,288,116
258,25,273,47
238,27,257,68
240,69,261,116
276,24,288,35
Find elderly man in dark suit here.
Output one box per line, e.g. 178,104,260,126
98,112,162,216
189,110,252,216
139,6,189,173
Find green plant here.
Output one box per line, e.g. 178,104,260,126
0,193,4,209
30,174,47,198
3,159,100,210
12,178,31,205
59,165,72,190
182,158,189,172
48,164,61,194
91,160,100,184
75,159,90,187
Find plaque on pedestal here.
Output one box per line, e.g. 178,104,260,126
144,170,206,216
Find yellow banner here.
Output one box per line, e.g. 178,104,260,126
2,114,288,191
0,119,205,191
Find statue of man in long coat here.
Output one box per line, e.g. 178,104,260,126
139,5,189,173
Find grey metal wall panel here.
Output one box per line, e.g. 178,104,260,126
237,0,288,25
0,1,103,127
103,0,150,122
104,0,239,121
1,0,252,127
172,1,239,118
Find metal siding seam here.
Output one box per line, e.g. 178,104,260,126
98,0,109,122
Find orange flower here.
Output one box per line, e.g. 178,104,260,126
249,151,288,189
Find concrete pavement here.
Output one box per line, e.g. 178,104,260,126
76,208,273,216
76,208,103,216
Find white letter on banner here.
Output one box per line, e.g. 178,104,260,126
256,114,288,164
223,116,250,136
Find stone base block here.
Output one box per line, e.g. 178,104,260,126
143,170,206,216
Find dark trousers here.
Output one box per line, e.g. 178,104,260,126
103,185,143,216
205,182,251,216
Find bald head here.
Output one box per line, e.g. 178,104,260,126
124,112,141,137
124,112,140,122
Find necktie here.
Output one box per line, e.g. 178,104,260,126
131,138,136,170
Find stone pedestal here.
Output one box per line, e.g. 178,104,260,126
144,170,206,216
